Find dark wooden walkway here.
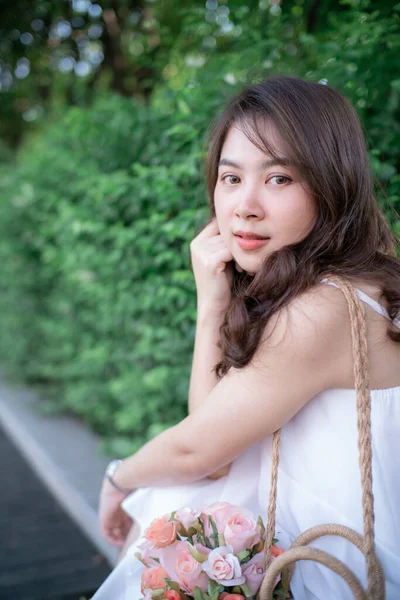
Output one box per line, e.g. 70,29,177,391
0,424,111,599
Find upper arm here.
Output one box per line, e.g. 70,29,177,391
175,284,352,478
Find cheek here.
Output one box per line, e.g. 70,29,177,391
278,195,317,236
299,197,318,232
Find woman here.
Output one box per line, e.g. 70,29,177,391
93,76,400,599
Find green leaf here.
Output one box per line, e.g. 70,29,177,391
165,579,181,592
240,583,253,598
281,567,290,592
218,534,226,546
187,523,202,536
210,585,224,600
134,552,148,566
207,580,219,596
257,516,266,540
193,586,206,600
273,590,290,599
208,515,220,548
188,543,208,564
237,550,250,562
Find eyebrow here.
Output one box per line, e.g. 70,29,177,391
217,157,292,170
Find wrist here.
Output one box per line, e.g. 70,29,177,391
197,303,227,322
105,459,135,496
102,476,128,499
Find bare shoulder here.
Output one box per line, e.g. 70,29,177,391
255,282,353,388
261,282,351,348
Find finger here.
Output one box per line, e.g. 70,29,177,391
107,534,125,546
105,526,125,546
102,527,122,545
207,235,225,246
197,237,230,257
208,249,234,274
195,241,232,265
197,218,220,240
100,515,121,542
102,524,117,545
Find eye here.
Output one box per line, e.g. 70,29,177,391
221,174,241,185
268,175,292,186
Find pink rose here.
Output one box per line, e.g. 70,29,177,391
144,516,179,548
220,594,245,600
161,540,209,595
201,503,260,554
242,551,265,594
175,507,200,532
224,509,261,554
141,566,169,592
202,546,245,586
243,545,284,592
162,591,181,600
137,538,163,567
201,502,233,536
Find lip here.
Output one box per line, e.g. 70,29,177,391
234,231,270,250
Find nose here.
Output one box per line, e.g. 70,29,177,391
234,183,265,220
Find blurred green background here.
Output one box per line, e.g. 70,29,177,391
0,0,399,455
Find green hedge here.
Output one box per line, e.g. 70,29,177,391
0,95,212,454
0,3,398,454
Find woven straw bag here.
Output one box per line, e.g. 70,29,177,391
257,277,386,600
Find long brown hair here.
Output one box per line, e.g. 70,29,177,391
205,76,400,377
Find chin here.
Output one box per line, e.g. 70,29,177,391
235,259,261,275
234,245,277,275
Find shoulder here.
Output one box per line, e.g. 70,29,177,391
261,281,351,347
254,282,353,388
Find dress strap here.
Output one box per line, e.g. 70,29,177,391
321,278,400,329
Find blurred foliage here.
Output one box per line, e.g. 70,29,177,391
0,0,399,453
1,0,396,146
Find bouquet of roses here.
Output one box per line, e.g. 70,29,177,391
137,502,291,600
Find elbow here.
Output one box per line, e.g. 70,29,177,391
178,448,222,483
173,421,225,482
174,441,212,482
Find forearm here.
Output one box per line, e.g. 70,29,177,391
113,422,201,490
188,306,225,414
188,306,233,479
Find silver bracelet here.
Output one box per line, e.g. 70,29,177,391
105,459,133,495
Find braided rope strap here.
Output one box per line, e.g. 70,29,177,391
286,524,385,587
257,277,385,600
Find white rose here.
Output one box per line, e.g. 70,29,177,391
202,546,245,586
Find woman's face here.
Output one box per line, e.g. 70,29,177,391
214,124,318,274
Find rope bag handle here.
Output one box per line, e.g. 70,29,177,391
257,277,385,600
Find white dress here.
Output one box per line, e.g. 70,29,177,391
92,287,400,600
